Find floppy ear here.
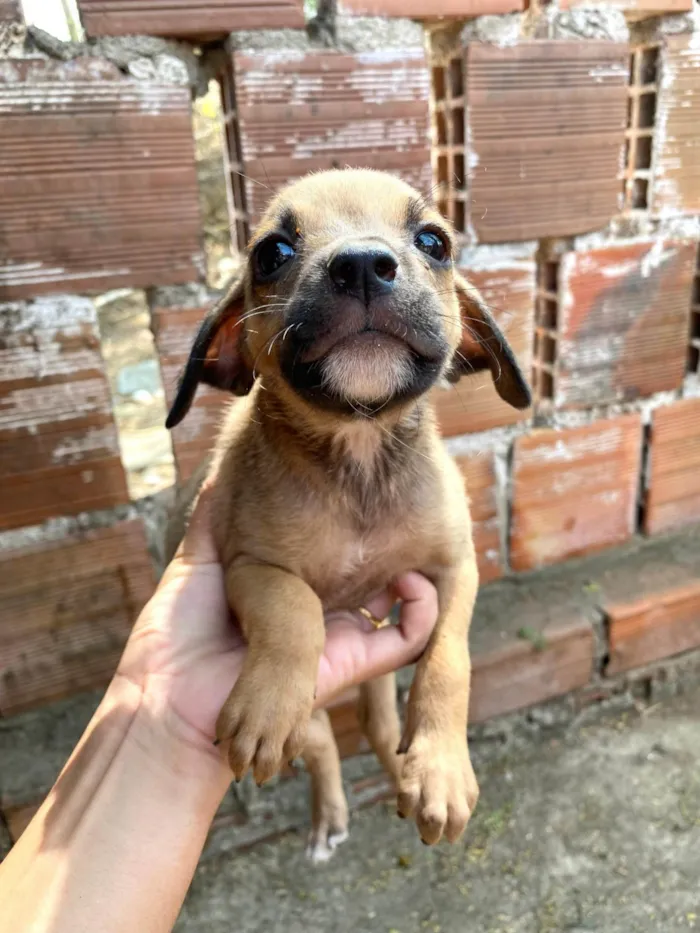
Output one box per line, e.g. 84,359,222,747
445,271,532,410
165,271,254,429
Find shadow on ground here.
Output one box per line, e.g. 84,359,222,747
177,690,700,933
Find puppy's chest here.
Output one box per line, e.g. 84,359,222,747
303,524,426,611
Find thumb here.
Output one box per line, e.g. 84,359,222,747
316,572,438,707
172,485,219,567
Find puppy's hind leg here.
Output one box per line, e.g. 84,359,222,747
358,673,402,787
302,709,349,863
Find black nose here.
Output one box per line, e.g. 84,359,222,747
328,245,398,304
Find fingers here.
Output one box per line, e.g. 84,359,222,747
361,589,396,626
315,573,438,707
392,572,439,643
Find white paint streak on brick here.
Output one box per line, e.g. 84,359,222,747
458,242,538,273
0,379,114,431
640,239,673,278
600,259,639,278
0,295,96,334
51,426,120,464
519,426,625,466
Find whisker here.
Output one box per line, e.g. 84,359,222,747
237,303,288,326
229,169,271,192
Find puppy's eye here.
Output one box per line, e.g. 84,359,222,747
415,230,449,263
255,238,295,278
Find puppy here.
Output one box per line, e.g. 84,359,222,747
166,169,530,859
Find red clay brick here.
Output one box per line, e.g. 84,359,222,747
606,580,700,675
222,44,432,234
0,520,154,715
0,58,202,299
78,0,305,38
560,0,691,10
455,453,503,584
432,40,628,241
645,398,700,535
554,240,696,408
510,415,643,571
337,0,522,12
0,296,129,530
470,621,594,722
468,560,599,721
433,249,535,436
652,35,700,216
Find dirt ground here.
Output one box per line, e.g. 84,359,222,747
176,689,700,933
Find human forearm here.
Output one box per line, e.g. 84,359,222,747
0,675,231,933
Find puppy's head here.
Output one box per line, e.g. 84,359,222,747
166,170,530,427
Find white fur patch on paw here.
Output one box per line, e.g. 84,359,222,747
305,828,349,863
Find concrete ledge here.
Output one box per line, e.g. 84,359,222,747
2,524,700,855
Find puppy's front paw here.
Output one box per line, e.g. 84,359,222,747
216,666,314,785
397,732,479,845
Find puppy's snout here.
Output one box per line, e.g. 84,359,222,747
328,245,398,305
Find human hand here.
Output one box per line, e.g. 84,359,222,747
117,488,438,765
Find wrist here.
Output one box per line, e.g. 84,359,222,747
0,676,232,933
120,676,233,801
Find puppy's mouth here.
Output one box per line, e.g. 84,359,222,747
278,294,450,416
296,301,446,366
300,326,420,365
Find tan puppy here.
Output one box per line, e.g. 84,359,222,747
166,169,530,859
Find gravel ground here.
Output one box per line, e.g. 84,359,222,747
177,689,700,933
